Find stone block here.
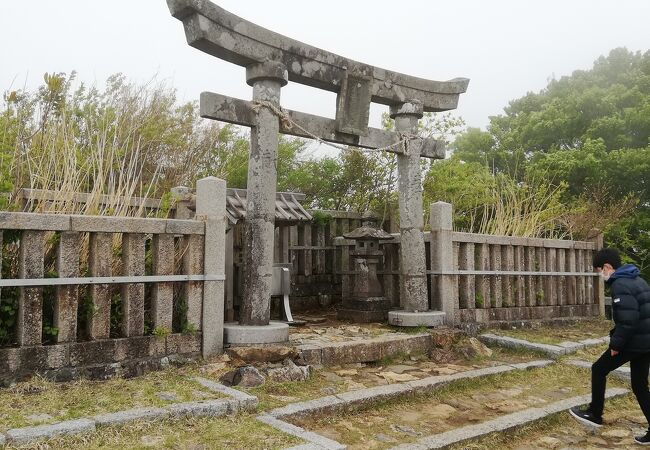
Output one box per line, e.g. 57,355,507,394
94,407,169,426
269,395,346,419
336,383,412,409
296,344,323,365
5,419,95,444
167,399,234,417
70,215,167,234
69,340,118,366
388,310,445,327
227,345,297,363
379,334,432,359
0,212,70,231
166,333,202,355
320,340,382,365
165,220,204,235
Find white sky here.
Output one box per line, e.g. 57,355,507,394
2,0,649,139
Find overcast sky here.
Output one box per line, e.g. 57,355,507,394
2,0,649,137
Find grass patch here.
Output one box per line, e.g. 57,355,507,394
388,325,429,335
490,318,612,345
4,413,302,450
0,365,222,431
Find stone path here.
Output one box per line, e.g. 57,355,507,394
255,360,552,449
388,388,629,450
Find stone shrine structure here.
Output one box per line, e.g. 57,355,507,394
337,216,393,323
168,0,468,343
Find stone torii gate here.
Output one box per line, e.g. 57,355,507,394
168,0,468,344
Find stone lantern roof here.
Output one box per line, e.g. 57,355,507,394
343,226,393,240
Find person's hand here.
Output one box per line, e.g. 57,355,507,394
611,349,619,356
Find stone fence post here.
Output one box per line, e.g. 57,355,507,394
587,229,605,317
196,177,227,358
429,202,456,325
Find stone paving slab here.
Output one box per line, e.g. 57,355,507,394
94,407,169,426
566,359,631,380
270,395,347,419
257,414,346,450
387,388,629,450
5,418,96,444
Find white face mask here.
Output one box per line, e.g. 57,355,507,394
600,272,611,282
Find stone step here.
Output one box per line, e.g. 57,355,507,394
387,388,629,450
297,333,435,365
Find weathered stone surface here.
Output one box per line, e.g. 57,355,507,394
70,215,167,234
220,366,265,387
320,340,382,364
479,334,565,357
266,360,311,382
5,419,95,444
166,333,202,355
456,337,493,358
167,399,233,417
55,231,79,343
151,233,174,331
88,232,112,340
182,234,204,330
94,407,169,426
18,230,45,346
224,321,289,345
296,344,323,365
121,233,146,337
269,395,346,419
227,345,297,363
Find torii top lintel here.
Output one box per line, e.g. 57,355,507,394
168,0,469,136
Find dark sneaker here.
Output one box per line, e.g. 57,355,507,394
569,406,603,427
635,431,650,445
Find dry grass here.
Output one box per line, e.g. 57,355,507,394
0,365,221,431
4,413,302,450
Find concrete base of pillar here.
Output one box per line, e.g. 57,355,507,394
388,310,445,327
224,321,289,345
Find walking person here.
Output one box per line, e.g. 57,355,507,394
569,248,650,444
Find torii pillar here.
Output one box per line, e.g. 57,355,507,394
388,101,445,327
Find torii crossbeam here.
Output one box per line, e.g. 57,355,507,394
168,0,469,341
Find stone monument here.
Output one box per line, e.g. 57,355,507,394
167,0,468,340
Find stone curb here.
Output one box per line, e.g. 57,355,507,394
388,388,629,450
479,334,609,358
4,418,96,444
269,360,553,420
193,376,259,410
566,359,631,380
0,378,257,445
257,414,346,450
94,407,169,427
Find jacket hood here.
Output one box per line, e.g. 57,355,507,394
610,263,640,281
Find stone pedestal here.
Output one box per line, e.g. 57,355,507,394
223,321,289,345
388,101,444,327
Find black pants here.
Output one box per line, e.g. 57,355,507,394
591,349,650,427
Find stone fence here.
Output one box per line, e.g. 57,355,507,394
335,202,604,326
0,177,226,385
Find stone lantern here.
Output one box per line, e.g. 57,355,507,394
337,215,394,322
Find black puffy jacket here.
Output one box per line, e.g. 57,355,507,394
609,264,650,352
